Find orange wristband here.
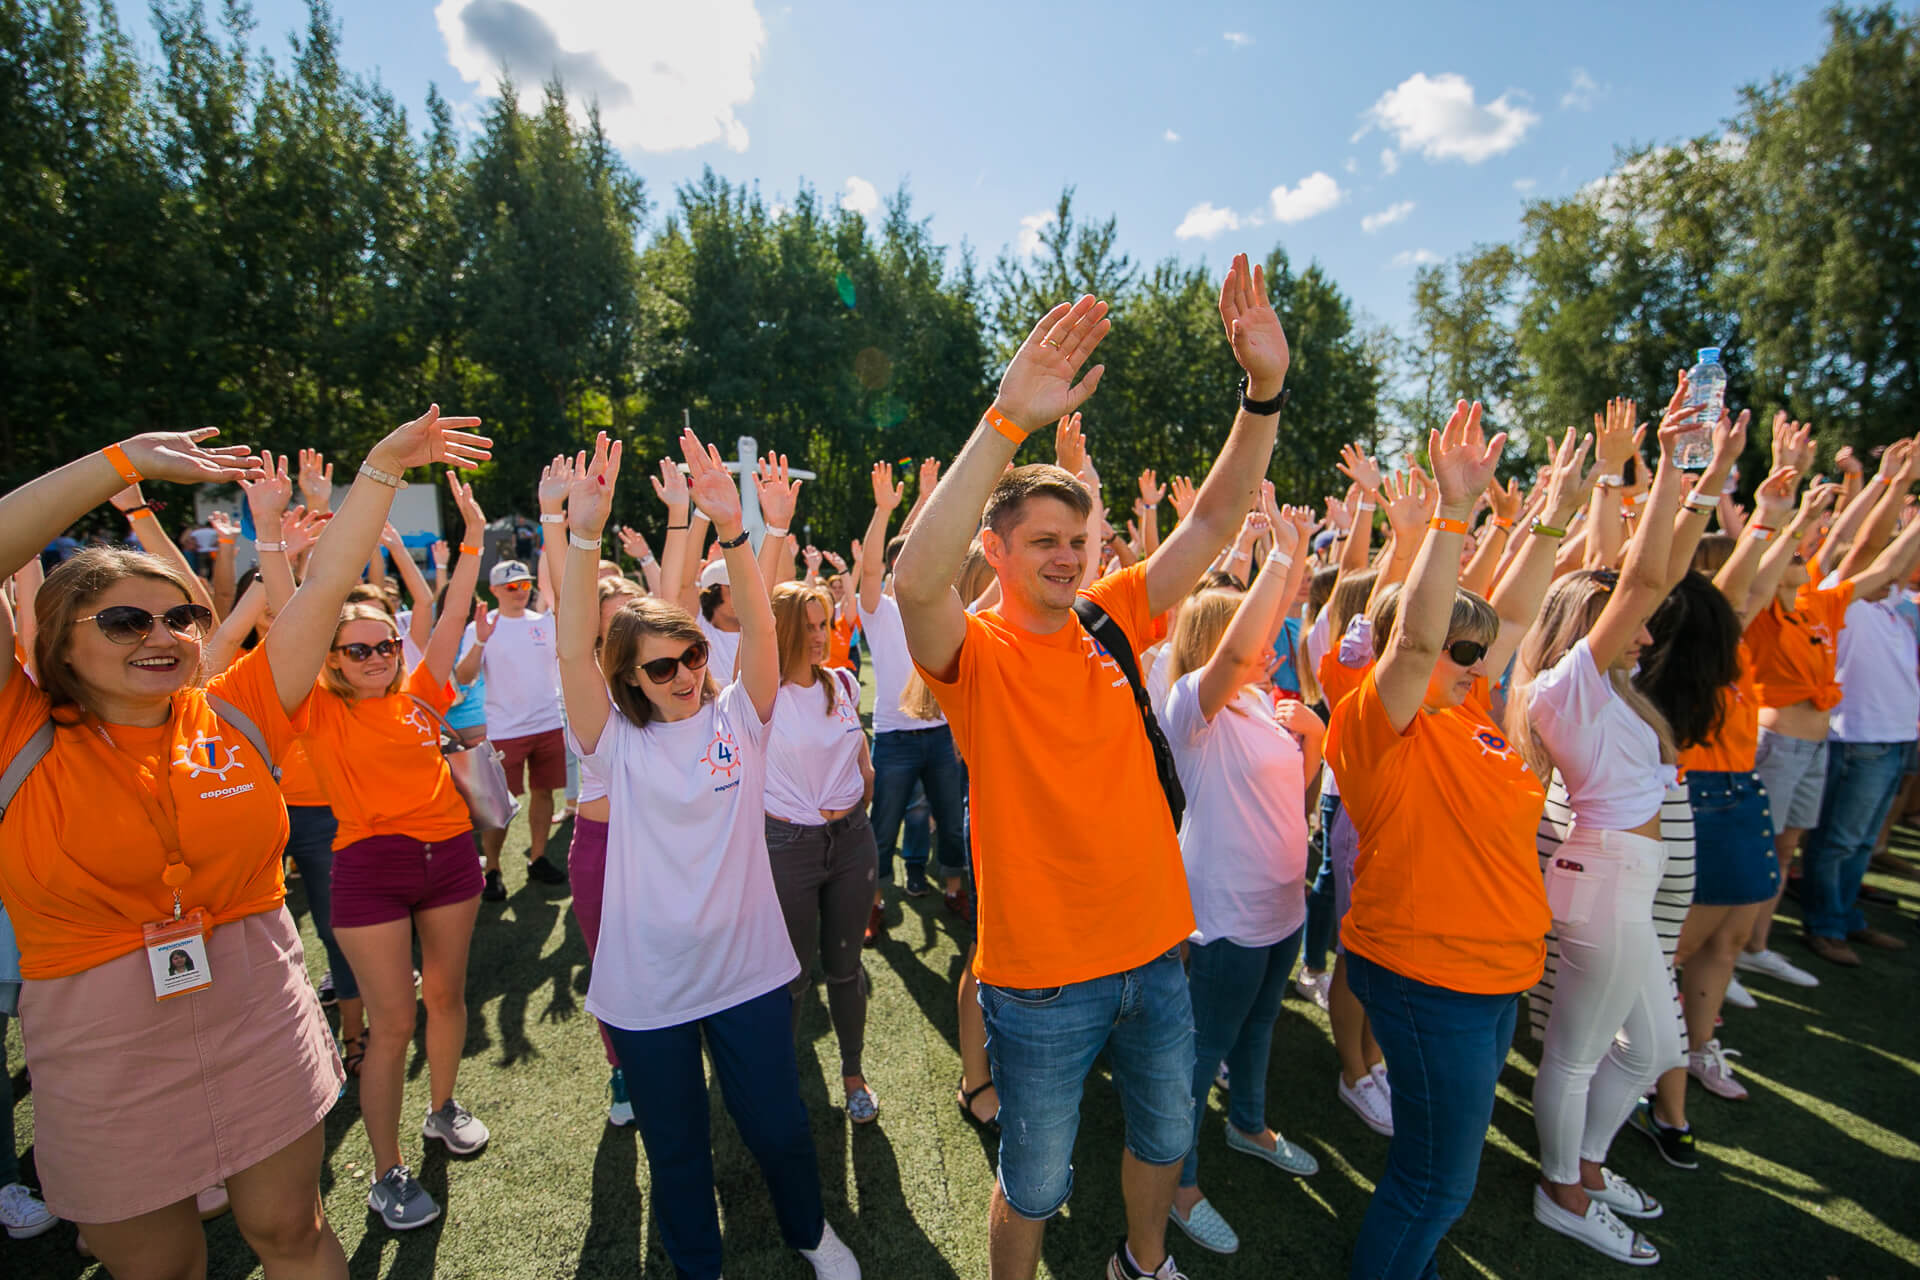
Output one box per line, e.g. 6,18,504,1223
101,443,142,487
459,543,481,556
983,405,1029,446
1428,516,1469,536
1492,516,1515,530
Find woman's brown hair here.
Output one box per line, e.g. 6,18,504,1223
34,549,203,713
600,597,717,728
771,581,836,712
319,604,404,700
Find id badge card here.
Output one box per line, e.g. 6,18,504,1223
144,908,212,1001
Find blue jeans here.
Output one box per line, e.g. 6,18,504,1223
602,985,824,1280
1183,927,1304,1186
1303,793,1342,972
978,947,1196,1219
870,725,967,881
1346,950,1519,1280
285,805,357,1001
1802,740,1917,939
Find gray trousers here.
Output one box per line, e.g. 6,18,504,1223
765,810,879,1079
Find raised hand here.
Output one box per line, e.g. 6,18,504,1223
1654,372,1704,455
616,526,652,561
681,430,743,531
992,294,1111,433
754,453,801,529
1710,407,1752,472
565,432,623,537
538,454,575,513
1833,445,1863,478
917,456,941,497
1409,465,1439,522
239,452,295,525
118,428,265,486
1218,252,1290,392
1138,468,1166,509
823,549,848,575
1487,476,1523,523
1750,465,1802,527
1594,397,1644,475
431,538,450,572
1324,486,1356,534
1428,401,1511,514
1793,481,1843,532
368,406,491,476
1381,469,1426,540
378,521,407,554
651,456,690,512
1337,443,1384,495
1538,424,1600,527
471,599,497,644
1771,412,1816,475
1169,475,1198,520
282,505,330,559
297,448,334,509
448,472,486,535
871,460,904,512
1875,439,1915,488
208,510,239,540
1055,412,1088,477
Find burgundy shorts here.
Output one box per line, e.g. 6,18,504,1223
331,832,482,928
496,727,567,795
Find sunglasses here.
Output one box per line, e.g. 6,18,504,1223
332,639,402,662
639,641,710,685
1444,639,1489,668
76,603,214,645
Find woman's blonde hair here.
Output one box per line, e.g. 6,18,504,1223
771,581,836,712
1325,570,1378,645
1505,570,1677,778
319,604,404,700
1692,533,1735,576
1166,589,1245,686
345,582,399,616
34,549,203,714
601,597,717,728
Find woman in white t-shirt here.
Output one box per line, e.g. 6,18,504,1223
1161,508,1320,1257
765,581,880,1123
555,431,859,1280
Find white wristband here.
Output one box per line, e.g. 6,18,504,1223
1684,492,1719,511
569,533,600,551
357,460,403,488
1356,501,1377,512
1265,551,1293,571
254,541,286,553
765,525,790,539
640,553,657,565
539,513,566,524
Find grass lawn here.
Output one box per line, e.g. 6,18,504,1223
9,695,1920,1277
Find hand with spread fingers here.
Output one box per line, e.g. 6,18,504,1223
1429,401,1513,515
1218,251,1289,395
681,430,744,532
368,405,491,476
755,453,801,530
297,447,335,509
118,428,266,487
1169,475,1197,521
990,294,1111,434
871,461,904,512
1055,412,1088,477
565,432,623,539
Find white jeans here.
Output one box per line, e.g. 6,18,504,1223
1534,827,1683,1184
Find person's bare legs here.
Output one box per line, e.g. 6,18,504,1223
1330,954,1383,1085
78,1198,204,1280
1746,828,1802,954
480,827,505,875
224,1120,347,1278
957,944,998,1122
1120,1148,1180,1272
527,788,557,866
988,1182,1045,1280
333,916,418,1174
414,894,482,1110
336,995,366,1045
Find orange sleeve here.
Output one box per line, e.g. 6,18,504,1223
0,658,50,769
205,644,298,765
1081,562,1153,658
404,663,456,716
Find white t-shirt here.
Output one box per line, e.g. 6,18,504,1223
857,593,946,734
1830,596,1920,743
1320,615,1375,801
1305,608,1333,675
1144,643,1173,720
1164,672,1309,948
463,611,563,740
699,615,741,685
1527,638,1674,830
397,609,423,671
571,680,800,1031
577,750,609,805
764,669,867,824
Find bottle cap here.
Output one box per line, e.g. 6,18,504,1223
1697,347,1721,363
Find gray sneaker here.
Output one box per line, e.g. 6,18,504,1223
423,1099,491,1156
367,1165,441,1231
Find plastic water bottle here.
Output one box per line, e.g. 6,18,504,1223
1674,347,1725,470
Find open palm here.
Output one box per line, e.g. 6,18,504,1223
565,433,622,536
993,295,1111,431
121,428,265,486
1218,252,1290,388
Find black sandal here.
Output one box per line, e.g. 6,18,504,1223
956,1077,999,1134
339,1034,366,1078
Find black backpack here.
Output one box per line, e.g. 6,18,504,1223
1072,598,1186,829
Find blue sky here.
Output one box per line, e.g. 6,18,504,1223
119,0,1846,335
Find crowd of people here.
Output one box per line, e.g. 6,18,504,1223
0,249,1914,1279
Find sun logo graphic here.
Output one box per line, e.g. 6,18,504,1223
401,706,437,742
174,736,245,781
1473,729,1517,765
1082,633,1123,680
702,732,741,779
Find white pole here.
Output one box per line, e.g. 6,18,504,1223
738,436,763,544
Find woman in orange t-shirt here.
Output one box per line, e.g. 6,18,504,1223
0,412,488,1277
296,474,491,1232
1323,406,1592,1280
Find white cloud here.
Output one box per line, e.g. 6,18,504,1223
1361,200,1416,233
1016,209,1055,257
435,0,766,152
1392,248,1441,267
1560,67,1602,111
1268,171,1343,223
1343,156,1359,174
1174,202,1243,241
1362,72,1539,163
1380,148,1399,175
1164,128,1181,143
838,176,879,216
1512,177,1537,193
1223,31,1253,46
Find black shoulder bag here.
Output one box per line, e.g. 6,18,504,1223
1072,598,1186,828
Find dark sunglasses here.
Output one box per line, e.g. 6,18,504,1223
332,639,402,662
1444,639,1489,668
76,603,214,645
639,641,710,685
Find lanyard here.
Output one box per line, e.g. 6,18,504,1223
78,712,192,919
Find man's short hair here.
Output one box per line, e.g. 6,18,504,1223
982,464,1092,540
884,534,909,572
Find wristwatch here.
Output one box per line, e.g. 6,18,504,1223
1237,374,1289,417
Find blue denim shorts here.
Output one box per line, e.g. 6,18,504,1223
977,947,1196,1219
1688,770,1782,906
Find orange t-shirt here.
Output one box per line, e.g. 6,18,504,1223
823,614,856,672
1324,668,1551,994
276,739,327,807
1318,649,1372,713
294,665,469,850
0,646,296,979
914,563,1192,988
1749,580,1853,711
1680,642,1761,774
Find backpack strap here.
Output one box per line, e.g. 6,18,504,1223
0,722,55,823
1071,598,1187,827
205,695,282,783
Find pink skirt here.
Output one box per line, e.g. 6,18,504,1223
18,908,344,1223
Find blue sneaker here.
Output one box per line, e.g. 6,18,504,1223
608,1068,634,1127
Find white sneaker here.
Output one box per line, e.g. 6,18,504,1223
1736,947,1820,988
0,1181,58,1240
799,1221,861,1279
1532,1185,1660,1265
1585,1167,1663,1219
1338,1073,1394,1136
1689,1039,1749,1101
1295,970,1331,1011
1369,1062,1391,1098
423,1099,491,1155
1722,973,1757,1009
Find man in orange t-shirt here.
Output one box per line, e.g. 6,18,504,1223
896,260,1288,1280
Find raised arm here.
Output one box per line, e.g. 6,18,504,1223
239,454,300,620
1461,477,1521,596
1195,504,1310,721
1368,469,1427,607
753,454,802,589
1484,424,1600,678
898,457,941,540
208,511,239,619
685,432,778,719
423,477,486,685
455,603,491,685
538,453,577,602
1819,441,1902,571
1136,468,1165,560
651,458,697,613
615,525,661,594
202,581,267,677
1144,253,1287,617
558,435,621,755
1669,408,1747,584
894,293,1111,679
1835,437,1918,582
265,407,490,713
858,461,902,613
381,524,435,647
1586,397,1642,571
1712,466,1799,619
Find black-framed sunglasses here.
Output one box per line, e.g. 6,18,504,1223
76,603,214,645
639,641,710,685
332,639,402,662
1444,639,1489,668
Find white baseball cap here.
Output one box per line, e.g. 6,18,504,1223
697,560,731,590
489,560,534,588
